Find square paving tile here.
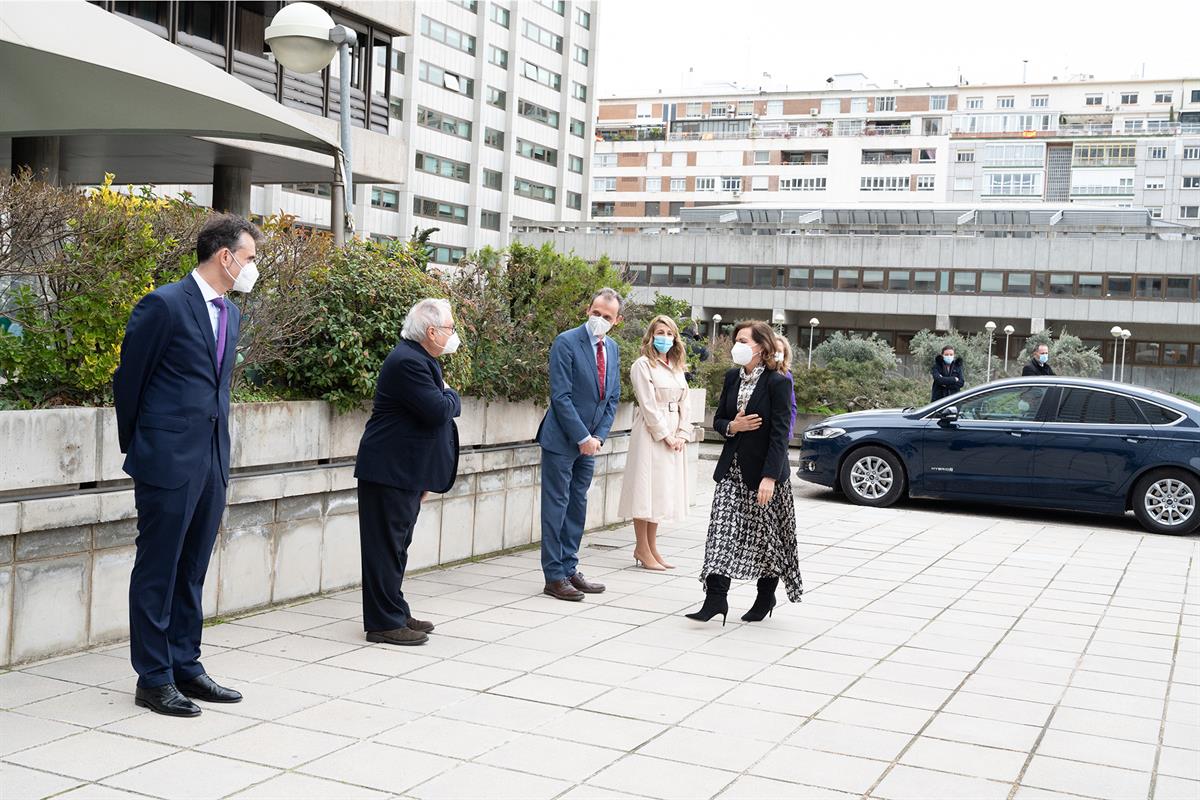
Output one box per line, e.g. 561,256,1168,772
871,764,1012,800
197,721,355,768
589,753,738,800
101,750,280,800
299,741,456,794
750,745,890,794
5,729,177,781
0,710,84,757
637,726,774,772
228,772,389,799
407,762,569,800
476,733,624,780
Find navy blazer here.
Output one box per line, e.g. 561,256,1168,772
113,276,239,489
712,367,793,489
355,339,461,493
536,324,620,456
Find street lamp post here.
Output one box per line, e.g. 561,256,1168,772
266,3,357,245
807,317,819,369
984,321,997,381
1003,325,1015,375
710,314,721,346
1120,329,1131,382
1110,325,1122,380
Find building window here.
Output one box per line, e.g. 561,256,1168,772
448,0,477,11
415,152,470,182
847,97,867,114
417,107,472,140
573,45,588,65
721,176,742,192
954,177,973,191
1184,147,1200,160
875,96,896,112
1183,177,1200,189
765,99,783,116
860,176,909,192
486,85,506,109
420,16,476,55
570,118,586,137
389,97,404,120
567,191,582,210
997,96,1014,109
522,19,562,52
593,152,617,168
919,148,936,163
480,210,501,230
569,155,583,173
490,4,510,27
575,8,591,29
516,137,558,166
482,169,503,190
780,177,826,191
753,150,770,165
966,97,983,109
572,82,588,102
488,45,508,68
916,175,935,191
522,60,561,91
429,244,466,265
1148,146,1168,160
1073,143,1136,167
982,142,1045,167
1085,93,1103,106
1146,180,1165,190
923,117,943,136
750,176,769,191
685,102,703,117
514,177,556,203
1182,206,1200,219
696,177,716,192
984,172,1043,196
413,196,468,225
535,0,565,14
1031,95,1049,108
592,202,615,217
1148,207,1164,219
1154,90,1172,104
419,61,474,98
1120,92,1138,105
670,178,686,192
956,150,975,163
1193,90,1200,103
484,128,504,149
593,177,616,192
282,182,331,198
518,99,559,128
930,95,948,110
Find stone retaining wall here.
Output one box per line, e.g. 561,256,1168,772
0,391,706,667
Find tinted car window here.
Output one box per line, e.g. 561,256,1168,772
958,386,1048,422
1137,401,1184,425
1056,389,1142,424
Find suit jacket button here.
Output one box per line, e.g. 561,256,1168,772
209,415,217,422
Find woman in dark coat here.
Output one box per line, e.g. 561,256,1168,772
930,345,965,402
686,320,802,625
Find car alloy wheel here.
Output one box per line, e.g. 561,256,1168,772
850,456,893,500
1143,477,1196,528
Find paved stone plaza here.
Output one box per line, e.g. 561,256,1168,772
1,482,1197,800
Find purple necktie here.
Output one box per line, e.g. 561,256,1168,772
211,297,228,373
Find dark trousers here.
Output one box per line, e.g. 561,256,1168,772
129,440,224,688
358,480,422,631
540,448,595,582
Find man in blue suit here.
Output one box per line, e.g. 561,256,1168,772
113,214,260,717
538,288,623,601
355,298,461,646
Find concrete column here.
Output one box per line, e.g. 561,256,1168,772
11,137,62,184
212,164,251,217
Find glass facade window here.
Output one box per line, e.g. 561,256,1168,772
671,266,694,286
413,196,468,225
812,269,834,289
1049,274,1074,295
730,267,751,287
837,270,860,290
753,268,774,288
707,266,727,285
1135,342,1160,364
888,271,911,291
789,268,810,288
1078,274,1103,297
1164,343,1190,366
480,210,501,230
415,152,470,182
938,271,950,293
1137,276,1163,298
1006,273,1032,294
1166,277,1193,300
913,271,937,292
650,265,669,286
1107,275,1133,297
980,272,1004,293
862,270,884,291
953,272,977,293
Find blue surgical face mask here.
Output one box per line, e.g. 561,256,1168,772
943,355,954,364
1038,353,1049,365
652,335,674,354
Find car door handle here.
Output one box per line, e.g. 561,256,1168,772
1125,437,1143,444
1008,431,1023,438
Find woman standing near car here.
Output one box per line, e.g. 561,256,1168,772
618,315,694,571
686,320,802,624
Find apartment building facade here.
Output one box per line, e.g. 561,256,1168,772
90,0,599,263
592,77,1200,226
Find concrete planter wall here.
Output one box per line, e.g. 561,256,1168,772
0,390,705,667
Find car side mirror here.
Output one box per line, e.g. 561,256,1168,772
938,406,959,426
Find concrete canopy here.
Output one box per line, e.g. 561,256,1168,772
0,0,350,185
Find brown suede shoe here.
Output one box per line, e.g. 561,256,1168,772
366,627,428,646
543,578,585,601
569,572,606,594
407,618,435,634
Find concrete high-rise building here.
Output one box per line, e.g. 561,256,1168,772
591,76,1200,227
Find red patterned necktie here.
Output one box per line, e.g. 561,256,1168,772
596,339,606,398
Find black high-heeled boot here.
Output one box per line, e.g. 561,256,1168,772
685,574,730,625
741,577,779,622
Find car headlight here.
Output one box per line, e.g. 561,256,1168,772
804,426,846,440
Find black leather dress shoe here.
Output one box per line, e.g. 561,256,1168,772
177,674,243,703
135,684,201,717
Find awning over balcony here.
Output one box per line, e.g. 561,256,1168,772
0,0,352,185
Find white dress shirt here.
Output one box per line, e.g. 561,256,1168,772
191,270,222,342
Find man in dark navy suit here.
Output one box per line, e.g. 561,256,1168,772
114,214,260,716
355,298,462,646
537,288,623,601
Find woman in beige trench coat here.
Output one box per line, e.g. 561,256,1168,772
618,314,694,570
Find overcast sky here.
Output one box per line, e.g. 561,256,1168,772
594,0,1198,98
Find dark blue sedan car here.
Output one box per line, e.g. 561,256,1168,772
798,377,1200,535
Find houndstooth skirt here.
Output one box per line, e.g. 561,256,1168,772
701,456,803,602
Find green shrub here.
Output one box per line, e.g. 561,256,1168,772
813,331,897,371
1018,329,1102,378
793,359,926,415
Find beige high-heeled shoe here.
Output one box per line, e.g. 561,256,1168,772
632,550,667,571
650,551,675,569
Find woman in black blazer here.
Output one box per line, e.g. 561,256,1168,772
686,320,803,625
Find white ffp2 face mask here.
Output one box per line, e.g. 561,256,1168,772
439,331,461,355
225,252,259,293
586,315,613,338
731,342,755,366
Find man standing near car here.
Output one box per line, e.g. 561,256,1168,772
1022,344,1055,376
